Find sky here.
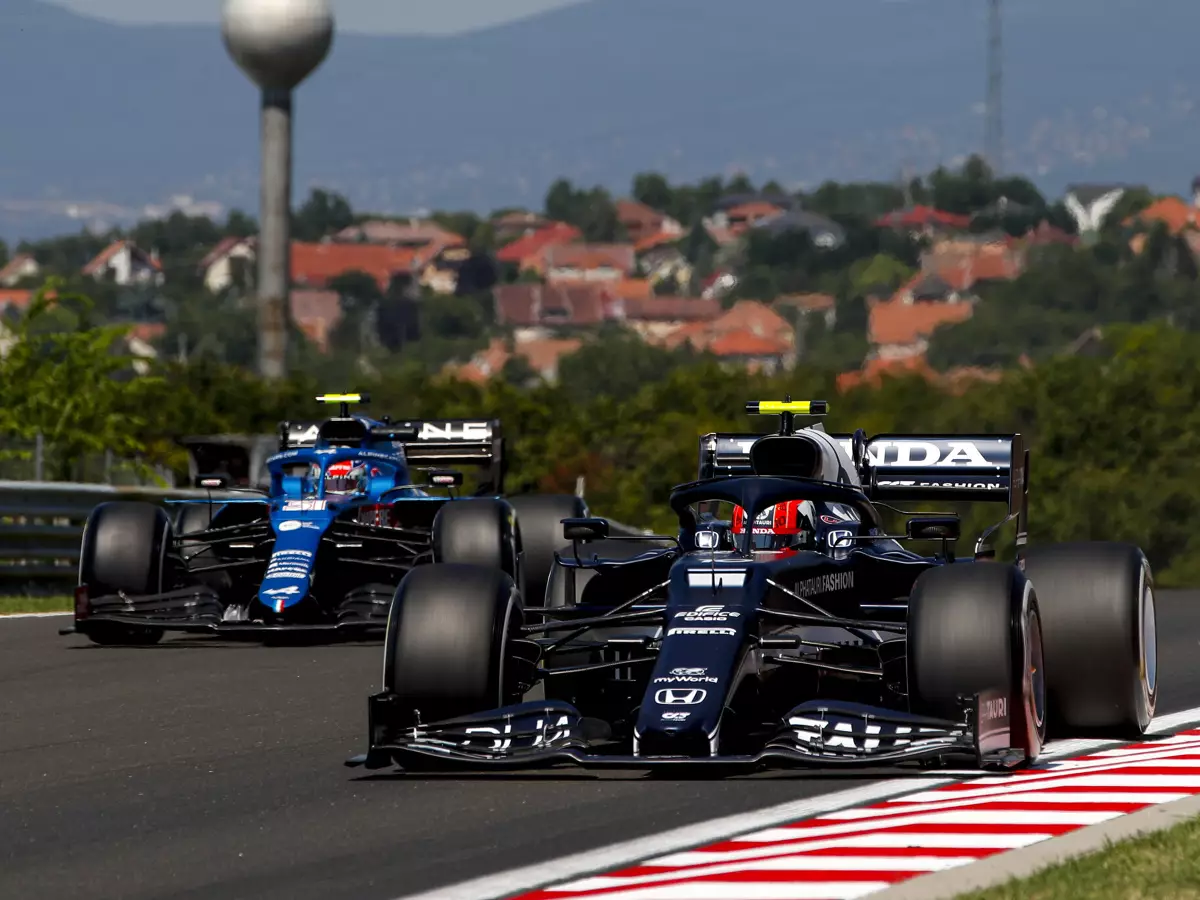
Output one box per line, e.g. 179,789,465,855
48,0,583,34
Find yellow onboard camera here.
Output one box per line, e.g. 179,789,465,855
745,398,827,435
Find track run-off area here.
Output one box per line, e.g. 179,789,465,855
3,592,1200,900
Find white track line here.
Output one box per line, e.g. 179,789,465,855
395,706,1200,900
0,611,70,619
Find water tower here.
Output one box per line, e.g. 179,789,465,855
222,0,334,379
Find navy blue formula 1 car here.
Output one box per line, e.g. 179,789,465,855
64,394,584,645
350,399,1158,774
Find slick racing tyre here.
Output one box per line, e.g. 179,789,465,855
383,564,525,726
507,494,588,608
907,562,1046,763
78,501,170,646
1023,542,1156,737
432,498,520,588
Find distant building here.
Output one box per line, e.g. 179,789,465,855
82,240,164,287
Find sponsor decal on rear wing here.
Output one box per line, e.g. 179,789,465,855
698,431,1027,510
377,419,506,491
838,433,1025,511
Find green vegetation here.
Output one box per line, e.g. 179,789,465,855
959,814,1200,900
0,596,72,614
6,157,1200,580
6,282,1199,582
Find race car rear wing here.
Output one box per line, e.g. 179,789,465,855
280,419,506,492
697,430,1028,520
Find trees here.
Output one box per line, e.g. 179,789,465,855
555,324,702,403
0,283,173,480
5,277,1200,583
292,189,355,242
543,179,626,242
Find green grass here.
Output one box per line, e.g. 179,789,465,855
960,815,1200,900
0,595,72,614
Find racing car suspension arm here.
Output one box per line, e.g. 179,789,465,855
534,581,670,653
520,607,665,635
762,654,884,678
341,557,427,572
186,558,268,574
538,656,658,677
757,605,905,638
178,522,272,542
764,579,902,644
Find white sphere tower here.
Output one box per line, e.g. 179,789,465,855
221,0,334,379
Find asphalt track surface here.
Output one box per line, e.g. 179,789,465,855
2,592,1198,900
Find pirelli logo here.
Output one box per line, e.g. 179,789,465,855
794,571,854,596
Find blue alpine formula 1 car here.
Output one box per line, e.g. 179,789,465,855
64,394,584,644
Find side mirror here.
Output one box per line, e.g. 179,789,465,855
906,516,961,541
196,475,229,489
563,517,609,542
427,470,463,487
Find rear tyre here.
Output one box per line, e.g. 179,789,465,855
383,564,522,725
432,498,520,585
907,562,1045,763
78,502,170,646
508,494,588,608
1023,542,1156,737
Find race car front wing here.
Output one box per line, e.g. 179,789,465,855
60,585,390,637
346,690,1025,773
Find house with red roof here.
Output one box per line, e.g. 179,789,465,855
875,205,972,237
444,336,583,384
334,219,462,247
290,242,420,292
0,288,34,316
289,289,343,352
0,253,40,287
867,274,976,362
493,282,617,340
722,201,786,234
82,241,163,287
199,237,256,293
492,211,551,246
836,355,1005,393
660,299,796,373
537,243,635,283
1126,195,1200,235
616,199,683,245
495,222,580,268
621,296,721,341
492,282,723,345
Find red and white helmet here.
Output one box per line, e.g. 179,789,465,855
323,460,370,495
731,500,816,552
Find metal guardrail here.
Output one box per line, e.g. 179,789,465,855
0,480,237,585
0,481,648,587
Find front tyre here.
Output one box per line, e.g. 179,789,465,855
78,501,170,646
383,564,525,726
907,562,1045,764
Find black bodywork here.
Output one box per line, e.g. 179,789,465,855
352,411,1034,771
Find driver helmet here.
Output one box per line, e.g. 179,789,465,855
323,460,370,495
731,500,816,552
